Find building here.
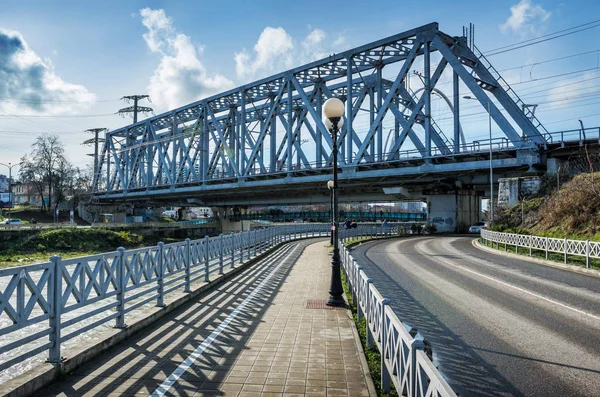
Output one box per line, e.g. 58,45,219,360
0,174,8,192
12,182,48,208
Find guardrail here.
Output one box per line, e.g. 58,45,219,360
481,229,600,268
0,223,79,231
0,224,329,382
339,229,457,397
90,221,218,228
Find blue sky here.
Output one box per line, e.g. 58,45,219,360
0,0,599,174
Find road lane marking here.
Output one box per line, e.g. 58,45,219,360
151,244,300,396
417,240,600,323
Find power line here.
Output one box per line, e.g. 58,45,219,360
82,128,107,177
484,19,600,56
0,96,119,104
497,49,600,72
0,113,115,118
117,95,153,124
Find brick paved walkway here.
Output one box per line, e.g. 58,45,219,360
33,239,374,397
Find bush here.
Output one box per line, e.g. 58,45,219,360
23,229,143,252
424,224,437,234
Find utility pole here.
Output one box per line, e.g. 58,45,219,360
82,128,107,178
117,95,153,123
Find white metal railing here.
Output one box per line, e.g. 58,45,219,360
481,229,599,269
0,224,329,383
339,230,457,397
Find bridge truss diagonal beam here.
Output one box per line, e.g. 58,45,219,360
92,22,547,200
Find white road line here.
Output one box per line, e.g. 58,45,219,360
151,244,300,396
421,242,600,322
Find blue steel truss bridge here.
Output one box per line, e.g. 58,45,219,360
91,22,594,207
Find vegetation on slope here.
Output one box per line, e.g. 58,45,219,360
494,172,600,241
0,229,181,267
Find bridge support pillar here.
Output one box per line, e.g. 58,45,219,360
427,189,481,233
546,158,564,175
220,218,252,233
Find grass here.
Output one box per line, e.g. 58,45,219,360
480,238,600,271
339,234,400,397
0,251,111,267
341,271,398,397
0,229,183,268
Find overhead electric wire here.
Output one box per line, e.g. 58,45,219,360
497,49,600,72
544,112,600,125
0,96,119,104
0,113,115,118
484,20,600,56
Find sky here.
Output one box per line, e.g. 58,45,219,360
0,0,599,178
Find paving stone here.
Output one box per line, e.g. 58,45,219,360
32,241,374,397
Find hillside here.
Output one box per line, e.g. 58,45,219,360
495,172,600,241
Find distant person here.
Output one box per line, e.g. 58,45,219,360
382,219,389,228
350,220,358,229
30,218,37,224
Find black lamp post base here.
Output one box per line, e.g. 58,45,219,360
326,294,346,307
327,252,345,307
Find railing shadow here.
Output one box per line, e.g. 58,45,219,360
33,241,309,396
352,240,526,397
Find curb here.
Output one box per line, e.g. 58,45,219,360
345,307,379,397
1,237,319,397
473,239,600,278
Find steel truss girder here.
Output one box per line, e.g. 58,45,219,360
93,22,547,197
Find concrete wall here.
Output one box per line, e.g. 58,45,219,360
497,177,541,207
427,188,481,233
427,194,458,233
220,219,252,233
456,188,481,233
78,203,127,224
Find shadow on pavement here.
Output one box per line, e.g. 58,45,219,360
34,241,310,397
352,239,525,397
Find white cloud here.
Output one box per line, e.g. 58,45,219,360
500,0,551,35
235,26,349,83
235,27,294,82
545,71,600,110
140,8,234,111
0,29,95,115
301,28,328,62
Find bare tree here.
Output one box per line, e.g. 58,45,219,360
19,134,66,213
19,154,47,211
52,156,76,216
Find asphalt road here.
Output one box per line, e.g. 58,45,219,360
350,236,600,397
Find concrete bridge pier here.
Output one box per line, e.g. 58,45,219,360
217,206,253,233
426,186,481,233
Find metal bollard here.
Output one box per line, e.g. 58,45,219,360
219,234,224,275
586,240,591,269
157,242,165,307
204,236,210,282
380,298,391,393
231,232,236,268
184,239,191,292
48,255,63,364
116,248,127,328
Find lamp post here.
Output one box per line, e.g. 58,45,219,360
463,96,493,228
0,162,20,220
323,98,345,307
327,180,334,245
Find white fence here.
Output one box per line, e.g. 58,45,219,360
339,230,457,397
481,229,600,268
0,224,328,383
